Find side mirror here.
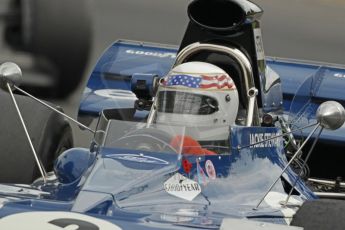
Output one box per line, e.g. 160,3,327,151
0,62,22,90
316,101,345,130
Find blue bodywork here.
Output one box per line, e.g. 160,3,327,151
0,125,315,229
1,39,344,229
79,40,345,144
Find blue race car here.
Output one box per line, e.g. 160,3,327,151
1,0,345,229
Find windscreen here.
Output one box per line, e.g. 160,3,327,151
288,67,325,128
81,120,309,223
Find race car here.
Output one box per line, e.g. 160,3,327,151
1,0,345,229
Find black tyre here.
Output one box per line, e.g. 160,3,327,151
5,0,92,98
291,199,345,230
0,90,73,183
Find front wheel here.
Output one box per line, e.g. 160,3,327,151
291,199,345,230
0,91,73,183
5,0,93,98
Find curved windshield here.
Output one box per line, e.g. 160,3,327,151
82,119,301,223
288,67,327,124
105,120,186,155
102,119,229,155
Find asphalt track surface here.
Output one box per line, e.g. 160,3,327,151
56,0,345,147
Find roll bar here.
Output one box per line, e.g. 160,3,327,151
174,42,260,126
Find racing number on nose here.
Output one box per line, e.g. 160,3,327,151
49,218,99,230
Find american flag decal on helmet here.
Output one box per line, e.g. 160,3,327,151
162,74,236,90
200,74,236,89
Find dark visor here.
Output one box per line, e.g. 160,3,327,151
157,91,218,115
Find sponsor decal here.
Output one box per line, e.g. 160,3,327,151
205,160,216,180
249,132,280,148
196,159,208,186
182,158,192,174
0,211,122,230
107,153,169,165
125,49,176,59
164,173,201,201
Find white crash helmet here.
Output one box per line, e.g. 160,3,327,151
154,61,239,141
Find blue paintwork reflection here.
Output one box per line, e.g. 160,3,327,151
70,126,314,223
0,126,316,228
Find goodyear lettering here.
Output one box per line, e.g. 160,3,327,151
163,173,201,201
126,49,176,59
164,183,200,192
249,132,280,148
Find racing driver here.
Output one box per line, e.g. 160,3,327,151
151,61,239,155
